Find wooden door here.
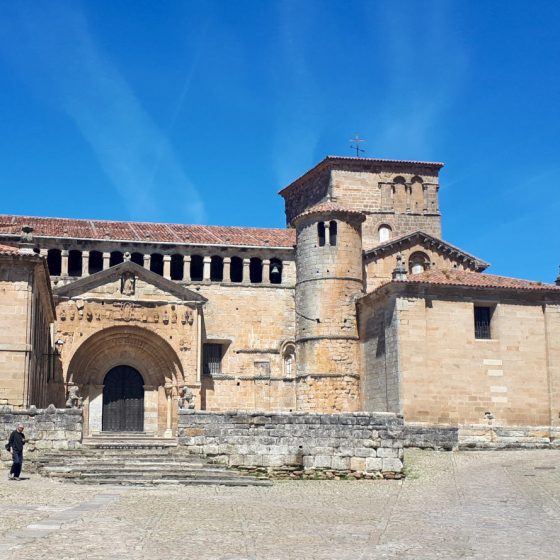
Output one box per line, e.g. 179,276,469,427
102,366,144,432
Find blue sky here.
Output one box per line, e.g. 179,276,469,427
0,1,559,282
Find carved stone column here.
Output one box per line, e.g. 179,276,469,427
60,250,69,277
79,251,88,277
102,252,110,270
262,259,270,284
203,256,211,281
183,256,191,282
164,382,173,438
324,222,330,246
163,255,171,280
223,257,231,282
143,254,151,270
243,258,250,284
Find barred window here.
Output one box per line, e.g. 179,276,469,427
203,343,223,375
474,306,492,339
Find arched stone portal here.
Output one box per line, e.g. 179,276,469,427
66,326,184,437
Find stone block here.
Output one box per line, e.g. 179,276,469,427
331,456,350,470
382,458,403,472
377,447,398,458
365,458,383,472
350,457,366,471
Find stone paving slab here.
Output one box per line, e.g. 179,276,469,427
1,449,560,559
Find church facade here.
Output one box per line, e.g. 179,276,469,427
1,156,559,446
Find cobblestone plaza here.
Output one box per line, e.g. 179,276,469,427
1,449,559,560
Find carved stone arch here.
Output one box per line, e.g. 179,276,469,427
280,340,296,377
66,325,184,387
408,251,431,274
393,175,406,185
411,175,424,184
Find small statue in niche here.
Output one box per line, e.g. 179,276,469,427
162,310,169,324
60,309,67,321
121,272,135,296
65,385,83,409
177,385,195,410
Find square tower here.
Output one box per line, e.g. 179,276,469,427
279,156,444,251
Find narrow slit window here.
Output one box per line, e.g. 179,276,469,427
318,222,326,247
329,221,337,246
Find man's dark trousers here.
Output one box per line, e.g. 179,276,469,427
10,450,22,478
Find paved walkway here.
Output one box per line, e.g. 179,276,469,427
1,449,560,559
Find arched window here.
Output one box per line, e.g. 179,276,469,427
329,221,337,246
110,251,124,267
318,222,326,247
270,258,283,284
409,251,430,274
68,250,82,277
282,343,296,377
190,255,203,281
131,252,144,266
170,254,183,280
47,249,61,276
378,225,392,243
210,256,224,281
88,250,103,274
250,257,263,283
230,256,243,283
150,253,164,276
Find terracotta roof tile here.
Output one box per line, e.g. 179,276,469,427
0,243,20,255
292,201,365,224
396,269,560,292
0,215,295,248
365,230,489,271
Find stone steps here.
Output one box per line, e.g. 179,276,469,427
37,437,271,487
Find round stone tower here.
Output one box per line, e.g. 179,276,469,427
292,202,365,412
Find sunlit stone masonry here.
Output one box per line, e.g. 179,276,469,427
1,155,560,478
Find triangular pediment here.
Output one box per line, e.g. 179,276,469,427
364,230,489,271
53,260,207,304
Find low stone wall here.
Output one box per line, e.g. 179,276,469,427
0,405,83,470
458,424,560,449
178,410,404,479
403,422,560,450
403,423,459,450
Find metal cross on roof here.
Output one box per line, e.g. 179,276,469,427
349,135,365,157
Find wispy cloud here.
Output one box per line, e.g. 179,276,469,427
0,2,205,223
366,1,468,159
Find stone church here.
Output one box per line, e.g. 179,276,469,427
1,155,560,447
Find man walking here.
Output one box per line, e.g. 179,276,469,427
7,423,26,480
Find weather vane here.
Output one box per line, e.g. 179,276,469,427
349,135,365,157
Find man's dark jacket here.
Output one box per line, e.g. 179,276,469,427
8,431,25,452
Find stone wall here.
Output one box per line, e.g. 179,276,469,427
359,293,400,413
0,405,82,470
178,410,404,479
0,254,55,409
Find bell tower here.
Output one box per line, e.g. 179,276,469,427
292,202,365,412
